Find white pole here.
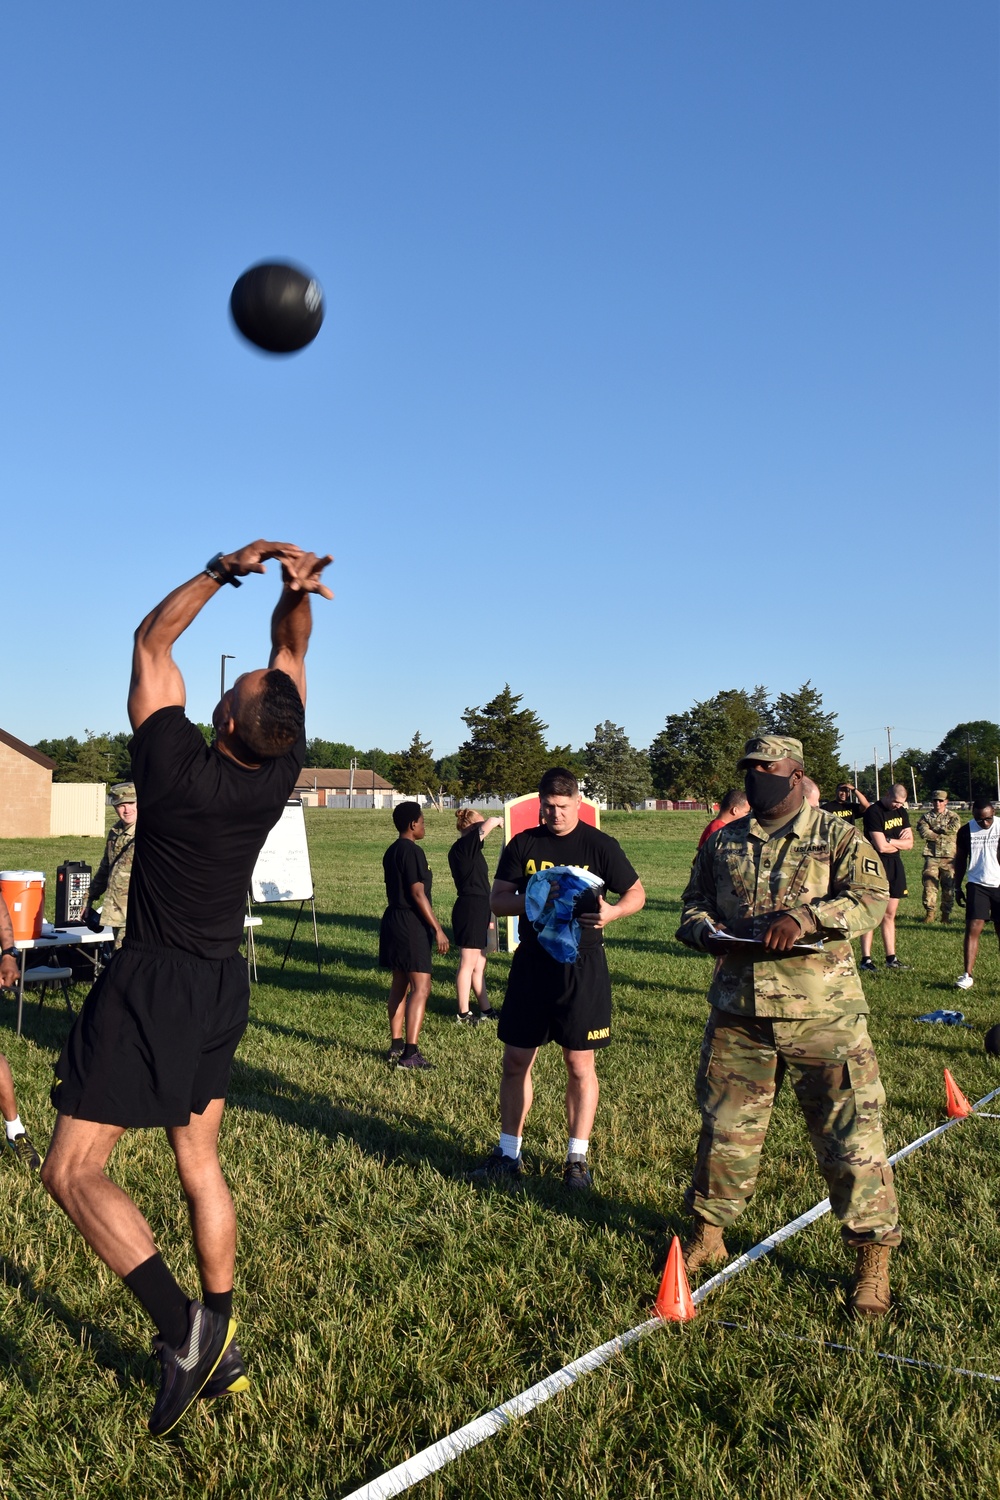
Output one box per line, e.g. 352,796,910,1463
996,756,999,802
911,766,918,806
874,746,880,801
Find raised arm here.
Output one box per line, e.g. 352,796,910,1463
268,552,334,708
128,542,304,729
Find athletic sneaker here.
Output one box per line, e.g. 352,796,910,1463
7,1131,40,1169
148,1302,235,1436
469,1146,524,1185
956,973,975,990
562,1154,593,1191
885,957,910,971
386,1039,405,1063
200,1340,249,1398
456,1009,479,1026
396,1049,435,1070
478,1007,501,1022
859,958,877,974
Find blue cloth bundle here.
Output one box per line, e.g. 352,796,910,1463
524,865,605,963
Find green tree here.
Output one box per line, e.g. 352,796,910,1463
582,722,652,809
361,747,395,781
769,681,847,796
434,752,465,801
390,732,438,797
458,685,549,800
548,744,588,785
34,735,82,780
649,687,767,808
927,721,1000,803
306,738,358,768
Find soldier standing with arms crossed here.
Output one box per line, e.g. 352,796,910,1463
916,791,961,925
83,781,138,948
676,735,899,1318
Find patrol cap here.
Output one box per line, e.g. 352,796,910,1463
932,790,949,801
109,781,136,805
737,735,805,770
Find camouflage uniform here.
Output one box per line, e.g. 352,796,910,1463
89,818,135,949
916,798,961,920
677,782,900,1248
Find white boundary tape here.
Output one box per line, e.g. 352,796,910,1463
340,1084,1000,1500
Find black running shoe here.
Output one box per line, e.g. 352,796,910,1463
562,1154,593,1190
396,1049,435,1070
7,1131,40,1169
859,958,877,974
386,1039,405,1063
200,1339,249,1398
456,1009,479,1026
148,1303,235,1436
478,1007,501,1022
885,957,910,971
468,1146,524,1184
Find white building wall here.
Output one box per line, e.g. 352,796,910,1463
51,783,106,837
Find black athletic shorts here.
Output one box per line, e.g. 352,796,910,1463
967,883,1000,925
498,941,612,1052
51,942,250,1128
879,852,909,900
378,908,433,973
451,895,491,950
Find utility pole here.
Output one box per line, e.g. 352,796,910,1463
885,726,895,784
873,746,880,801
910,766,918,806
220,653,235,700
349,756,357,810
966,737,973,803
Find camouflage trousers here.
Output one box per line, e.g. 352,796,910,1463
686,1009,901,1247
922,857,955,918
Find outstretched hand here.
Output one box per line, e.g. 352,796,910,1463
282,551,335,600
222,541,305,577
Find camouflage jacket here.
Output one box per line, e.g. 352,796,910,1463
677,801,889,1020
916,808,961,860
89,819,135,927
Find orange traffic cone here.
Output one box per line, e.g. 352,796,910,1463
944,1068,973,1119
654,1235,697,1322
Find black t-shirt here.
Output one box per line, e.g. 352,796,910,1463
494,823,639,953
448,826,490,901
383,839,433,912
863,801,911,856
127,707,306,960
820,800,864,821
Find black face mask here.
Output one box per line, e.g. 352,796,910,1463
744,768,794,814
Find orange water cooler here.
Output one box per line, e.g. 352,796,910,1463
0,871,45,942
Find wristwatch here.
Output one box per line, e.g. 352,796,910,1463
205,552,242,588
1,946,18,959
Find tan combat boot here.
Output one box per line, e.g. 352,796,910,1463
923,912,936,925
682,1216,729,1273
849,1243,892,1318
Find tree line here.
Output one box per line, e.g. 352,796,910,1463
33,693,1000,807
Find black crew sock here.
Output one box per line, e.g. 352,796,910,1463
202,1287,233,1321
401,1043,418,1059
124,1253,190,1348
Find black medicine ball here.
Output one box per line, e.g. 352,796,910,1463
985,1024,1000,1056
230,262,324,354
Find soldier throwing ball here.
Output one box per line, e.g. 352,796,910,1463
916,791,961,924
676,735,900,1318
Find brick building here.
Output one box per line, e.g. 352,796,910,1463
0,729,56,837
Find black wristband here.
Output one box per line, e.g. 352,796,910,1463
1,946,18,958
205,552,242,588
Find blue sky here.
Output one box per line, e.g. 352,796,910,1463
2,3,996,774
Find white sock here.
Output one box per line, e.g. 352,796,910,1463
499,1132,522,1160
5,1115,23,1140
567,1137,589,1159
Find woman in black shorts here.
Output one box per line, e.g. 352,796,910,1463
379,802,449,1068
448,809,503,1024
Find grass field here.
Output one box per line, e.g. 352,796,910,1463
1,810,999,1500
